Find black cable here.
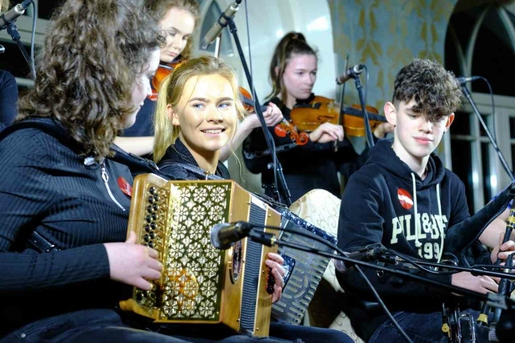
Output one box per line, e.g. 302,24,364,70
242,221,512,343
29,0,36,80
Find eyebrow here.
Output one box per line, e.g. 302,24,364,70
163,26,191,35
404,106,418,114
188,97,234,102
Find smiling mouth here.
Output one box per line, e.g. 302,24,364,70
201,129,225,134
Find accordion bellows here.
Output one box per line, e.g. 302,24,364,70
119,174,280,337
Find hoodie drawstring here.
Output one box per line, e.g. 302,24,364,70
411,173,422,247
436,183,444,262
411,172,444,260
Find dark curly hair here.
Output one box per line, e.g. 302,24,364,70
268,32,317,102
18,0,164,160
392,59,462,122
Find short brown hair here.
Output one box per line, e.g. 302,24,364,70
392,59,462,122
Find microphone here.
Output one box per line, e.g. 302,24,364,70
210,221,252,250
0,0,32,29
336,64,365,84
343,243,388,261
457,76,482,84
201,1,241,49
442,182,515,266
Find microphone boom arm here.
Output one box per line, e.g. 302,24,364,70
461,83,514,180
224,16,292,205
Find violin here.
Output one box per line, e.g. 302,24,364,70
287,95,387,137
148,62,183,101
237,88,309,146
149,61,308,146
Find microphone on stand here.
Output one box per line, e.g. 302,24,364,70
490,254,515,342
343,243,388,261
457,76,482,84
477,206,515,331
336,64,365,84
0,0,32,29
338,243,392,272
201,0,241,49
210,221,253,250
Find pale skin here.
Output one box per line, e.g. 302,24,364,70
114,6,283,158
384,98,515,294
104,74,287,298
219,102,283,161
166,74,286,301
278,53,394,144
480,207,515,249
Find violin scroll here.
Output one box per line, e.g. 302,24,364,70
274,119,309,146
148,62,183,101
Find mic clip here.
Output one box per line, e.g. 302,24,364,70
249,230,276,247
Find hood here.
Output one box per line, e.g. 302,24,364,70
367,138,446,190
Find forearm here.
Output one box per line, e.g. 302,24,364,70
114,136,154,157
339,263,452,300
220,115,257,162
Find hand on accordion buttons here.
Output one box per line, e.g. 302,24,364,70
265,252,286,303
104,231,163,291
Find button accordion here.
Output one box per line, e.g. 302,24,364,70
119,173,281,337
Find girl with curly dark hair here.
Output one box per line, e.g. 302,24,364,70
0,0,205,342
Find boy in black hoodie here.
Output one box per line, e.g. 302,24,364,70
337,59,515,343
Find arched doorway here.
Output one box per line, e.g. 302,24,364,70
445,0,515,213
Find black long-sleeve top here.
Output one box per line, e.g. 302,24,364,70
0,70,18,130
0,118,157,337
157,138,230,180
242,96,365,203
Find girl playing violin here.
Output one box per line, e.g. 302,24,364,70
152,55,354,343
243,32,393,203
115,0,283,159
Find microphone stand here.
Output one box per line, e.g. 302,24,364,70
224,16,292,206
3,22,34,79
241,222,515,342
0,0,35,80
353,75,375,148
461,84,514,180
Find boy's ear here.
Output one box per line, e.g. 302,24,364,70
384,101,397,126
167,104,180,126
445,113,455,131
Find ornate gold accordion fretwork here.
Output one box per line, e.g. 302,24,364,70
120,173,280,337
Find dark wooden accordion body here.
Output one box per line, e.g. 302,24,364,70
120,174,280,337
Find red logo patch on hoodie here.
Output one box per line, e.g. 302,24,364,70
118,177,133,197
397,188,413,210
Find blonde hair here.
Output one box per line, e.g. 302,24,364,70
153,55,246,162
0,0,9,13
